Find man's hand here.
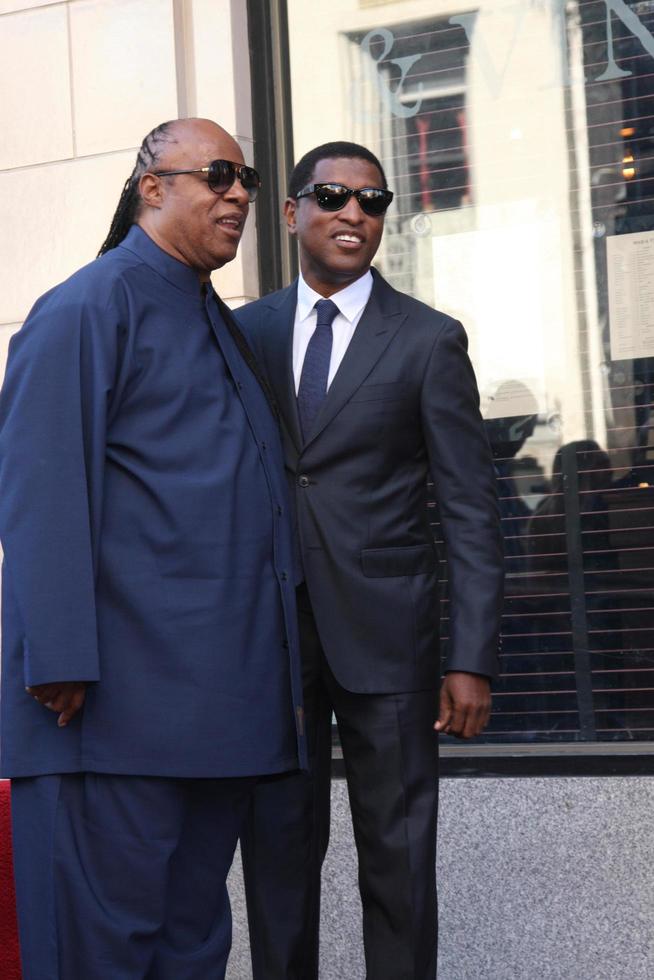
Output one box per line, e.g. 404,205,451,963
26,681,87,727
434,672,491,739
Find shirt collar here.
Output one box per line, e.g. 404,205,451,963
118,224,206,297
297,269,373,324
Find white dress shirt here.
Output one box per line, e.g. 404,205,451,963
292,270,374,394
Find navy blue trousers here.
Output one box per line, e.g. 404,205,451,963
11,772,255,980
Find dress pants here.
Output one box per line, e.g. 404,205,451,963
241,585,439,980
11,772,255,980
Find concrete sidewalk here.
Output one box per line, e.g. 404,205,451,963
227,775,654,980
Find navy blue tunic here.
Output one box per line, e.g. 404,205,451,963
0,225,307,778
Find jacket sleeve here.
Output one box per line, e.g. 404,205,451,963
420,318,504,680
0,289,120,686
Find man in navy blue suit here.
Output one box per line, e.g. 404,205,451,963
237,142,504,979
0,118,306,980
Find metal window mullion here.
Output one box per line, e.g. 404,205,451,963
246,0,297,294
561,443,597,740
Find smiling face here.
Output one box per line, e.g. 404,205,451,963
137,118,249,279
285,156,385,297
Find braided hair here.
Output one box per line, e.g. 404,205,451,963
98,121,179,255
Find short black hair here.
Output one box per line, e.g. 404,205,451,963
288,141,387,198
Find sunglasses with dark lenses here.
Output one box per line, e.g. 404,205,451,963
296,182,393,216
153,159,261,202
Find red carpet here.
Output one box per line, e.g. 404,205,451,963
0,780,22,979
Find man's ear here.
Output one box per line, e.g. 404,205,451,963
284,197,298,236
139,173,165,209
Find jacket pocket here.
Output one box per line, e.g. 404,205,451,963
360,543,437,578
349,382,409,403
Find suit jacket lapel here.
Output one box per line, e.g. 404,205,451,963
303,269,406,449
263,283,303,451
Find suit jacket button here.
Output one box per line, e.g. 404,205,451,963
298,475,310,487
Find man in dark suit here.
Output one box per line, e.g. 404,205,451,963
236,141,504,980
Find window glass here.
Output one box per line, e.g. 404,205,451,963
285,0,654,743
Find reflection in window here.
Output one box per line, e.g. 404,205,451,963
285,0,654,745
344,18,471,295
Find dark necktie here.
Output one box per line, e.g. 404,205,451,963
297,298,339,440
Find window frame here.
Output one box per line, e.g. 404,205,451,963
246,0,654,778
